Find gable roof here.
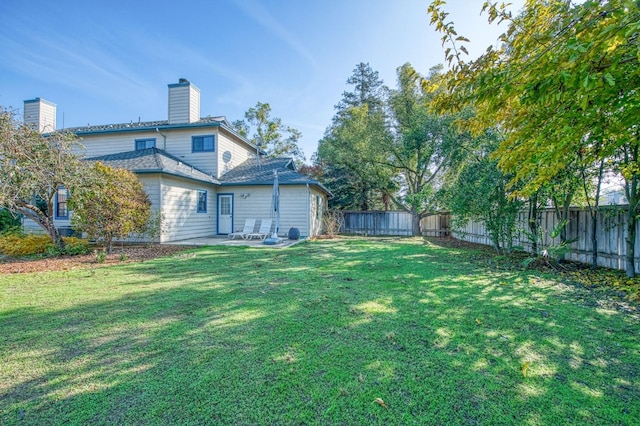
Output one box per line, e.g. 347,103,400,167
62,116,262,154
220,157,332,196
65,116,227,135
86,148,219,185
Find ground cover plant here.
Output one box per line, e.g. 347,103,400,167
1,237,639,425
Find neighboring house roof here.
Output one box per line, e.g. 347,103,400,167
220,157,332,196
86,147,220,185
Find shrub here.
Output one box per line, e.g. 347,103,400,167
0,233,55,256
322,210,344,238
0,233,89,257
95,250,107,263
0,209,21,234
62,237,90,256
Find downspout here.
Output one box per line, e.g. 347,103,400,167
156,128,167,150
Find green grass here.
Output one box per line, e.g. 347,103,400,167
1,237,639,425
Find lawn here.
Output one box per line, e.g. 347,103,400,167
1,237,639,425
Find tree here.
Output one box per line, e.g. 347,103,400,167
317,62,395,210
0,106,89,250
232,102,305,163
428,0,640,275
336,62,386,113
384,63,466,234
69,162,151,253
440,128,521,253
318,104,396,210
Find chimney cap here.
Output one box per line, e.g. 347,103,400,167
24,97,56,106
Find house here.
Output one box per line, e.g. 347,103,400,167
22,79,330,242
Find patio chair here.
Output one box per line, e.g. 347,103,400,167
228,218,256,239
246,218,273,240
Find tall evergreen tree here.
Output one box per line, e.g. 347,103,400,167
317,63,394,210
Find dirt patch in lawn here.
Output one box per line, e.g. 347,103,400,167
0,245,192,274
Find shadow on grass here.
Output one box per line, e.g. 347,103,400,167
1,238,639,424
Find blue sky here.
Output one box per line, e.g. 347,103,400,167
0,0,523,161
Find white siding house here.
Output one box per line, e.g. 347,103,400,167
21,79,331,242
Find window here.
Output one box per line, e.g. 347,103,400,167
197,190,207,213
316,195,322,219
56,187,69,219
192,135,215,152
135,138,156,150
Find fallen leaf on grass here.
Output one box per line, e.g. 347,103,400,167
373,398,388,409
521,361,531,377
475,318,483,325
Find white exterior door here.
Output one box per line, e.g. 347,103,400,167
217,194,233,234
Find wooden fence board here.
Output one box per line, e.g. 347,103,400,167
452,207,639,272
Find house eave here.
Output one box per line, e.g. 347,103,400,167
135,169,219,185
70,121,222,136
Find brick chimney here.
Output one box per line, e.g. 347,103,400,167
23,98,56,132
168,78,200,124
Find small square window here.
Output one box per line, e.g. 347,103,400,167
192,135,215,152
197,190,207,213
135,138,156,150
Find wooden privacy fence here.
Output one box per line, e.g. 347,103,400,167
339,207,639,272
339,211,451,237
452,206,640,272
340,211,413,236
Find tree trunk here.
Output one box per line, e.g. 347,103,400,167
552,190,573,245
625,204,636,277
590,160,605,269
411,209,421,236
624,173,639,277
361,188,369,211
528,193,539,255
18,204,65,250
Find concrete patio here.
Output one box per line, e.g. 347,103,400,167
165,235,306,248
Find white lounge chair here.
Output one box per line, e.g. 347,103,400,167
246,219,272,240
228,218,256,239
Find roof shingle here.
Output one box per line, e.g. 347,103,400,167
86,148,219,184
220,157,332,195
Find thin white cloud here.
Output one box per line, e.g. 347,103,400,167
0,27,156,103
233,0,317,69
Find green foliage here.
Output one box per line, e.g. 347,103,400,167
62,237,90,256
232,101,305,163
0,232,88,257
384,63,468,232
0,106,88,250
94,249,107,263
0,209,20,233
317,63,395,210
318,103,395,210
70,162,151,253
521,220,575,269
429,0,640,276
318,62,469,230
1,239,639,424
441,128,521,253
